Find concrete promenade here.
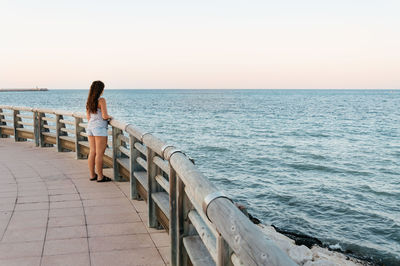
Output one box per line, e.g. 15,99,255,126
0,138,169,266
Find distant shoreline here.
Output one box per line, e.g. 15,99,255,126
0,88,48,92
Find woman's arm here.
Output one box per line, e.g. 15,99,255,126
98,98,112,120
86,109,90,121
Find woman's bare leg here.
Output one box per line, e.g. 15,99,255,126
95,136,108,180
88,136,96,179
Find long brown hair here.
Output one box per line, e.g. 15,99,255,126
86,81,105,113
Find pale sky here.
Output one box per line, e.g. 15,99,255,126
0,0,399,89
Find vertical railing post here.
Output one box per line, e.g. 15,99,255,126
169,167,178,266
0,108,5,138
33,110,39,146
74,116,84,159
38,112,45,147
56,114,62,152
176,176,191,266
13,109,22,141
147,147,158,228
217,233,233,266
112,126,122,181
129,135,139,199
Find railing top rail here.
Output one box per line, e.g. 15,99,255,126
72,112,86,119
0,105,15,110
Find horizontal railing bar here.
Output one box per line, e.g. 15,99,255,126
17,121,33,127
54,110,74,116
118,134,129,144
78,122,88,128
59,135,75,142
155,174,169,193
151,192,170,219
134,171,148,190
142,133,167,158
109,120,128,131
16,128,33,133
0,112,13,116
43,125,56,130
59,119,74,125
136,157,147,171
184,186,218,237
188,209,217,262
1,119,13,123
118,145,130,157
73,112,86,119
183,236,215,266
36,108,55,114
42,132,55,137
0,125,13,129
41,117,56,122
13,106,33,112
16,114,33,119
80,132,88,137
117,158,129,171
125,124,146,140
153,156,170,174
60,127,75,134
134,142,147,156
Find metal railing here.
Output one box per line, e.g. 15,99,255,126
0,105,296,266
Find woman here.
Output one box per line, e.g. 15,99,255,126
86,80,113,182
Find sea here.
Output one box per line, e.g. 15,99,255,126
1,89,399,265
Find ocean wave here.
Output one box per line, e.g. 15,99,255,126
359,184,400,198
285,163,373,176
197,145,230,152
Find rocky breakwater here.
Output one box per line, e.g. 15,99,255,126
236,204,372,266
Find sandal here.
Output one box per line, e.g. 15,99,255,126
90,174,98,181
97,176,112,182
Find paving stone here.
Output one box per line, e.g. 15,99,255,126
50,200,82,209
0,202,15,211
86,212,141,225
82,197,131,207
0,256,41,266
0,191,17,198
91,248,165,266
17,196,48,204
87,222,147,237
8,215,48,230
11,209,48,220
46,225,87,240
89,234,155,252
41,253,90,266
0,241,43,259
43,238,88,256
50,194,81,202
2,227,46,243
79,192,124,200
48,215,85,227
84,205,136,216
49,207,84,217
48,189,78,195
14,202,49,211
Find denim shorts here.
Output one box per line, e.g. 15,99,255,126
86,127,108,137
